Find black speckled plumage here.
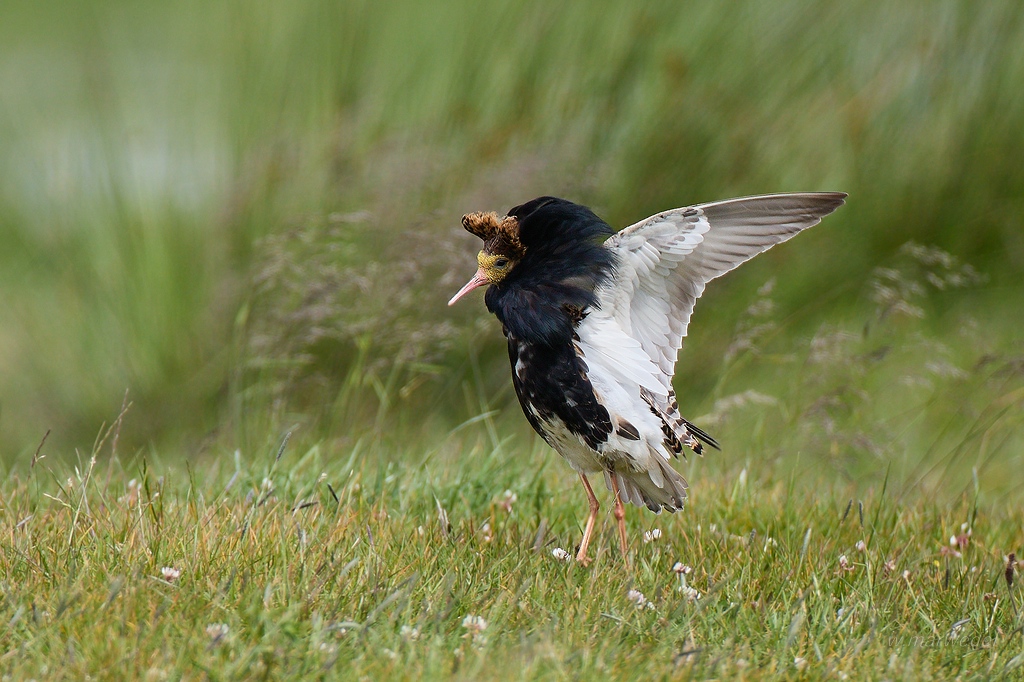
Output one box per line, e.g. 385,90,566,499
483,197,618,452
504,331,612,451
450,190,847,562
484,198,616,345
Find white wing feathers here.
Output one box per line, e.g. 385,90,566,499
595,192,847,396
560,192,844,512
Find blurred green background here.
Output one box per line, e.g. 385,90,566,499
1,0,1022,486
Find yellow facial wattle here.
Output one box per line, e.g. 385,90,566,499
477,250,517,284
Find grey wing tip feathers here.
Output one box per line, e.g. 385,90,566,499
759,191,848,228
803,191,848,215
697,191,848,230
760,190,847,210
820,190,847,204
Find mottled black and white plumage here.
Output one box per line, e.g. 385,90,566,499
449,192,846,561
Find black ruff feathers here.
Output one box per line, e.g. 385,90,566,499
485,197,616,347
483,197,618,452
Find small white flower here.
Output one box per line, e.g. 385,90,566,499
461,615,487,632
763,537,777,552
399,625,420,641
121,478,142,505
855,540,867,552
551,548,571,562
499,490,518,513
672,561,700,601
206,623,229,643
481,521,492,543
626,589,647,609
839,555,855,572
949,535,958,547
461,615,487,645
416,526,425,536
643,528,662,543
160,566,181,582
793,657,808,671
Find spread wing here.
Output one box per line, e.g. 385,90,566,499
592,192,846,396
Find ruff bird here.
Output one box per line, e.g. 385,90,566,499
448,192,846,563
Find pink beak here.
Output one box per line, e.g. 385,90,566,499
448,267,489,306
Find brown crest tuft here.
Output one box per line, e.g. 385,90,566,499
462,211,525,258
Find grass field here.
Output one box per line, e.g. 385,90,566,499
2,0,1024,678
4,270,1023,679
4,428,1024,680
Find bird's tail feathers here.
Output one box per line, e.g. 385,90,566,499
605,459,688,514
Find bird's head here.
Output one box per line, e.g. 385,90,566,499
447,211,525,305
447,197,615,307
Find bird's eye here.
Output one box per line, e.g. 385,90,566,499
494,258,509,268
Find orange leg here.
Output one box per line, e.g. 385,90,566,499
608,473,629,558
575,473,600,565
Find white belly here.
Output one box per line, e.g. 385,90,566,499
539,416,605,473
